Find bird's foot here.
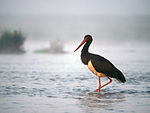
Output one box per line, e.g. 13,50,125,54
94,88,101,92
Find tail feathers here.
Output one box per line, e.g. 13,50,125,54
108,68,126,83
115,69,126,83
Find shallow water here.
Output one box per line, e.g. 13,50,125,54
0,46,150,113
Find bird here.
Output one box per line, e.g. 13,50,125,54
74,35,126,92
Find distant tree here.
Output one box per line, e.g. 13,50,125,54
0,30,26,53
34,39,66,54
49,39,65,53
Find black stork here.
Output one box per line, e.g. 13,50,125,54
74,35,126,92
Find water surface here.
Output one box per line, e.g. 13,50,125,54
0,46,150,113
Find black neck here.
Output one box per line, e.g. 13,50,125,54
81,40,92,53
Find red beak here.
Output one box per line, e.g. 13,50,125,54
74,37,87,52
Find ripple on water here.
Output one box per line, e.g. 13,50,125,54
78,91,125,110
0,52,150,113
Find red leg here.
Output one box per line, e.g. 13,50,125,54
101,76,112,88
95,76,101,92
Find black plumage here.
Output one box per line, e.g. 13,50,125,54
81,52,125,82
74,35,126,92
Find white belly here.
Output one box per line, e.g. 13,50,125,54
88,60,106,77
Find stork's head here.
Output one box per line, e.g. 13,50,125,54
74,34,93,52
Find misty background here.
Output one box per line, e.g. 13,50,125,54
0,0,150,52
1,1,150,113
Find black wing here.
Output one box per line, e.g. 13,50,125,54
90,54,126,83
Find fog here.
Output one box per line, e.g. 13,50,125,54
0,0,150,51
0,0,150,15
1,1,150,113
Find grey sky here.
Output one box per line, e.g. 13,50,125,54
0,0,150,15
